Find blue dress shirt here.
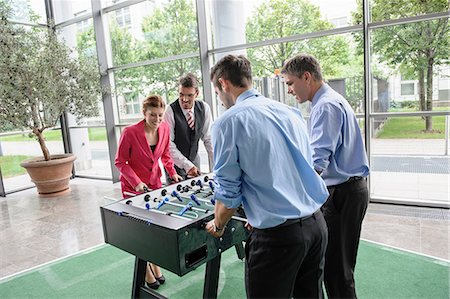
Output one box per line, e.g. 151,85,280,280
310,84,370,186
212,89,329,229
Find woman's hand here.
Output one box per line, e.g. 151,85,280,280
135,182,149,193
171,174,183,183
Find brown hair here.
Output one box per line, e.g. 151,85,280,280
210,55,252,91
142,95,166,115
179,73,199,90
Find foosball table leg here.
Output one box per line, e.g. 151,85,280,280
132,257,147,299
131,257,167,299
203,254,221,299
234,242,245,260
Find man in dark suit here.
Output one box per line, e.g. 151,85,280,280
164,73,213,179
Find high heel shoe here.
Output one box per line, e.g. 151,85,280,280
146,279,160,290
156,274,166,284
149,264,166,285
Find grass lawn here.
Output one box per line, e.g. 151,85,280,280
0,127,106,142
377,115,446,139
0,155,31,178
0,130,62,142
88,127,107,141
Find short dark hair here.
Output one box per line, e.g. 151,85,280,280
142,95,165,114
210,55,252,91
281,53,323,81
178,73,199,90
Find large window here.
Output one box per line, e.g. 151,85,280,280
53,0,92,24
106,0,199,67
8,0,46,23
113,57,201,123
368,16,450,206
1,0,448,205
206,0,358,49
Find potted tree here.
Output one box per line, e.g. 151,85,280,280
0,2,104,195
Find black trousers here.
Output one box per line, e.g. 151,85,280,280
245,210,328,299
321,178,369,299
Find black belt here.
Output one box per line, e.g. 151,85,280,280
348,176,363,182
329,176,365,188
277,210,321,228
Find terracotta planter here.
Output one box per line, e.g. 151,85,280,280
20,154,76,196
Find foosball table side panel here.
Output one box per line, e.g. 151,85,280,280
100,207,182,275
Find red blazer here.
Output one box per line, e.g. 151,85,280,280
115,120,177,198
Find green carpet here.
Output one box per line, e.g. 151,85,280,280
0,241,448,299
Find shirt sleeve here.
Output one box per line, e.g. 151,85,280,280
164,105,195,172
310,103,343,172
211,117,243,209
201,102,214,171
161,128,177,178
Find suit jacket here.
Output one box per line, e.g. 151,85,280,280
115,119,177,198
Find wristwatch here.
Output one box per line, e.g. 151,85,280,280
214,222,223,233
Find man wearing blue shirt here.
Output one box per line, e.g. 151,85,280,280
282,54,370,299
205,55,329,298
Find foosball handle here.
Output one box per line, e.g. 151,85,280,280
178,202,193,216
156,197,169,210
190,194,201,206
171,190,183,202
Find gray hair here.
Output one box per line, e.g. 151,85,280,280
281,53,323,81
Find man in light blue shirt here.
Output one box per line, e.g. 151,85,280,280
205,55,329,298
282,53,370,299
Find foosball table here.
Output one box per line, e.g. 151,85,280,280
100,174,248,299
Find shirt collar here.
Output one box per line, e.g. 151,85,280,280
236,89,260,104
311,83,330,107
182,106,194,116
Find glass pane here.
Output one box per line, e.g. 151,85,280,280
0,130,65,193
212,32,364,117
206,0,358,49
56,19,98,60
106,0,199,67
370,0,449,22
8,0,46,24
113,57,201,123
370,116,450,204
370,19,450,114
53,0,92,24
71,127,112,178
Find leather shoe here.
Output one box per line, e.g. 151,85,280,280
156,275,166,284
146,280,160,290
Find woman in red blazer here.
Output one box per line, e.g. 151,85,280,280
115,94,182,289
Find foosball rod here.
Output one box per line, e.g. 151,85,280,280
164,199,209,213
146,206,191,220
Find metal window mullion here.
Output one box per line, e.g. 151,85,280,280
54,12,93,29
45,0,73,173
368,11,450,30
370,111,450,118
363,0,372,199
7,20,47,27
102,0,149,14
110,52,199,72
196,0,213,116
92,0,120,182
209,24,363,55
0,164,5,197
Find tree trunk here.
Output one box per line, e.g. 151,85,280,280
418,69,425,111
425,55,434,131
34,128,50,161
